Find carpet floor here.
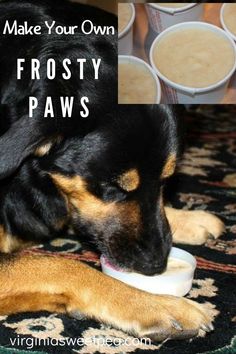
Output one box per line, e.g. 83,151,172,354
0,106,235,354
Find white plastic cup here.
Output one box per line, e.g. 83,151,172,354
145,3,204,33
150,22,236,104
101,247,196,297
119,55,161,104
220,4,236,42
118,3,135,55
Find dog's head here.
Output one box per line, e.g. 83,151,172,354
44,106,182,275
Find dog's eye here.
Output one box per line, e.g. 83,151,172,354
89,182,127,202
98,183,127,202
102,186,127,202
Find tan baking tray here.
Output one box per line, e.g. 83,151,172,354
131,3,236,104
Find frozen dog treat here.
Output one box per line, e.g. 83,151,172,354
118,63,156,103
223,4,236,36
150,22,236,103
118,3,132,34
152,27,235,88
221,4,236,46
118,55,161,104
118,3,135,55
164,257,192,275
101,247,196,297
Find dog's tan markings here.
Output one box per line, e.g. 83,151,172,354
117,169,140,192
0,292,68,314
34,136,63,157
0,254,214,339
51,174,116,220
165,207,225,245
161,154,176,179
0,226,8,252
51,174,141,230
0,226,11,253
34,142,54,157
0,226,33,253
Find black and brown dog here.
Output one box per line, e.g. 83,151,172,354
0,0,225,342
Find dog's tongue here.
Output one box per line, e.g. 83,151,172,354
101,255,123,271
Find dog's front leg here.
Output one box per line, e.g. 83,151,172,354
0,254,213,340
165,207,225,245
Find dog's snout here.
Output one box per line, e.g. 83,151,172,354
134,261,168,276
105,228,172,276
129,245,170,276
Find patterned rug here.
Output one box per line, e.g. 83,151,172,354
0,106,235,354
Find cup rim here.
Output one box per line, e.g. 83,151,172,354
118,3,135,39
118,55,162,104
220,3,236,43
146,2,198,15
149,21,236,94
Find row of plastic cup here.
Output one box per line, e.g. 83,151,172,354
118,3,236,104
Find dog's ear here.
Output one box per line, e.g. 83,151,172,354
0,116,48,180
0,112,97,180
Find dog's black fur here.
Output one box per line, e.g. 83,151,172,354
0,0,117,179
0,0,182,275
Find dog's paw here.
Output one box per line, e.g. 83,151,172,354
68,292,214,341
134,295,214,341
165,207,225,245
65,266,214,342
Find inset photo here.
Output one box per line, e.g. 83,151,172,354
118,2,236,104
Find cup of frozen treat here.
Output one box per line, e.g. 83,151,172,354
118,3,135,55
220,4,236,42
118,55,161,104
101,247,196,297
150,22,236,104
145,3,203,34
